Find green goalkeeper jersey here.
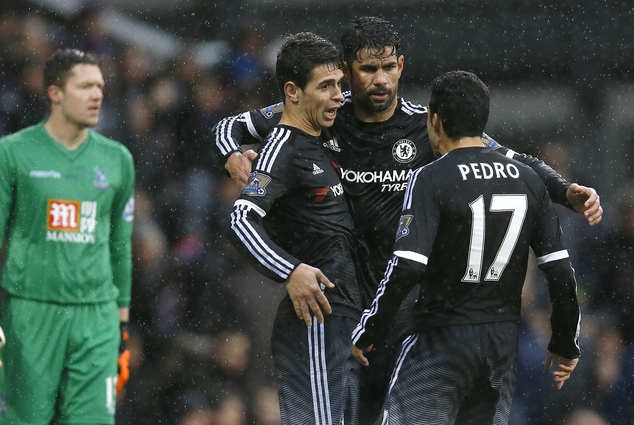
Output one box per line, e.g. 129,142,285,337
0,122,135,307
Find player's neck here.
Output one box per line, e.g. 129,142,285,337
44,115,89,151
440,136,483,155
279,109,322,137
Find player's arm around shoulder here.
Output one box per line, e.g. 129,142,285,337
226,149,258,189
487,136,603,226
214,104,283,188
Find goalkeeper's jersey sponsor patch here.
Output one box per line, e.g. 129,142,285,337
46,199,98,244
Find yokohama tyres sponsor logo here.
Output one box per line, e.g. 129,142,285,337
338,168,414,192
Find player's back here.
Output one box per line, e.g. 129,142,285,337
409,146,554,331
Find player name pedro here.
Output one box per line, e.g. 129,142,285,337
457,162,521,181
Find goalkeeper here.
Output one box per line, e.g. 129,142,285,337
0,49,135,425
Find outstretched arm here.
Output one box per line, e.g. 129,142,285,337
484,135,603,226
566,183,602,226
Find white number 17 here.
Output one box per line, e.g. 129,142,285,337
463,194,527,283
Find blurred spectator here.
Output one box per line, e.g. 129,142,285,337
562,408,610,425
222,23,267,92
251,386,281,425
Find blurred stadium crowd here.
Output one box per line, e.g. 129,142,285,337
0,3,632,425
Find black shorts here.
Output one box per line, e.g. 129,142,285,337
383,321,519,425
272,314,360,425
358,324,409,425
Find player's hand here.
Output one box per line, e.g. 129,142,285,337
566,183,603,226
226,149,258,189
352,344,373,367
286,263,334,326
116,322,130,395
543,351,578,390
0,324,5,370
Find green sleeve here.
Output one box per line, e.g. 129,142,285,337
0,140,16,243
110,146,135,308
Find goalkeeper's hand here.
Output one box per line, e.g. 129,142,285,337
0,324,5,370
116,322,130,395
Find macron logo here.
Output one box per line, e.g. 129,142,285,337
30,170,61,179
312,164,324,175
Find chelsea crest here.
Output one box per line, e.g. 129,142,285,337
392,139,416,163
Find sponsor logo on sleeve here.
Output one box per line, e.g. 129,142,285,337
259,102,284,119
243,172,272,196
123,197,135,222
395,214,413,241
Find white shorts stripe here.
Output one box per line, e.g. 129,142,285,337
388,334,418,395
309,319,332,425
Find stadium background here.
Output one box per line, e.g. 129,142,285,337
1,0,632,424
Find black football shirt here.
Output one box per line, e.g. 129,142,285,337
228,125,361,319
352,147,580,360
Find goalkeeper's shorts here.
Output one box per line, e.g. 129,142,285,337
0,297,120,425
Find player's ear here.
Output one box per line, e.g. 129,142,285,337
284,81,300,104
397,55,404,75
431,113,447,138
342,62,352,83
431,113,442,134
47,84,63,104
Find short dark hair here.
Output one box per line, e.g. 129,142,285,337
275,32,342,98
428,71,490,140
43,48,100,90
340,16,401,66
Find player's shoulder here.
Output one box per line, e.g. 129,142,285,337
256,102,284,120
264,125,301,148
89,130,133,161
0,123,43,147
487,148,541,176
337,92,355,116
398,98,428,116
475,148,546,186
342,91,353,106
408,157,440,186
257,126,304,169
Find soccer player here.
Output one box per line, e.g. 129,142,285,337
227,33,361,424
352,70,581,424
0,49,135,424
214,17,600,424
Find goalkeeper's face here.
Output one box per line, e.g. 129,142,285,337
49,64,105,130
